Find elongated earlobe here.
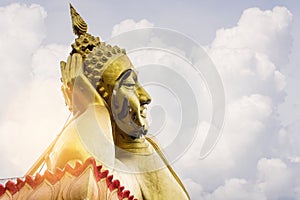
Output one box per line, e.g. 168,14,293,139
98,86,109,100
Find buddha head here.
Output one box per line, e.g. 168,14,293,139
83,44,152,139
62,4,151,139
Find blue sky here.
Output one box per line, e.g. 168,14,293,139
0,1,300,199
1,0,298,44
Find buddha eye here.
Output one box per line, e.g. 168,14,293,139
119,70,136,89
123,82,135,88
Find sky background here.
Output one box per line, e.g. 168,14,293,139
0,0,300,199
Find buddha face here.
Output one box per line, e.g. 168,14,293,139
101,56,151,139
112,69,151,138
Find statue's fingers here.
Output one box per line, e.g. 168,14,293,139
65,55,72,83
70,54,77,81
60,61,67,84
74,53,83,75
71,53,83,80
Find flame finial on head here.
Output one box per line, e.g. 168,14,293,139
65,4,127,97
70,3,88,36
69,4,100,58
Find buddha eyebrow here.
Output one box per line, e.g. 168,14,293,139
118,69,133,87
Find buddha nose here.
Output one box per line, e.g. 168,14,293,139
137,85,151,105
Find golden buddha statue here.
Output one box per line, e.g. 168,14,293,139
22,4,190,200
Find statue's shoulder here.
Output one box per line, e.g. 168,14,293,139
48,104,114,170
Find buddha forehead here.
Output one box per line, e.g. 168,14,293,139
83,44,134,88
102,55,135,84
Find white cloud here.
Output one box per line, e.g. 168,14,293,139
207,178,266,200
211,7,293,66
31,44,70,80
0,77,69,174
173,6,299,199
183,178,205,199
257,158,292,199
0,3,69,177
0,3,47,111
111,19,154,37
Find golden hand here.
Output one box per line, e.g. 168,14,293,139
60,53,105,114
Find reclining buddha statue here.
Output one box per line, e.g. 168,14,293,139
0,4,190,200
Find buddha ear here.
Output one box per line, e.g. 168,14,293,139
97,85,109,101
